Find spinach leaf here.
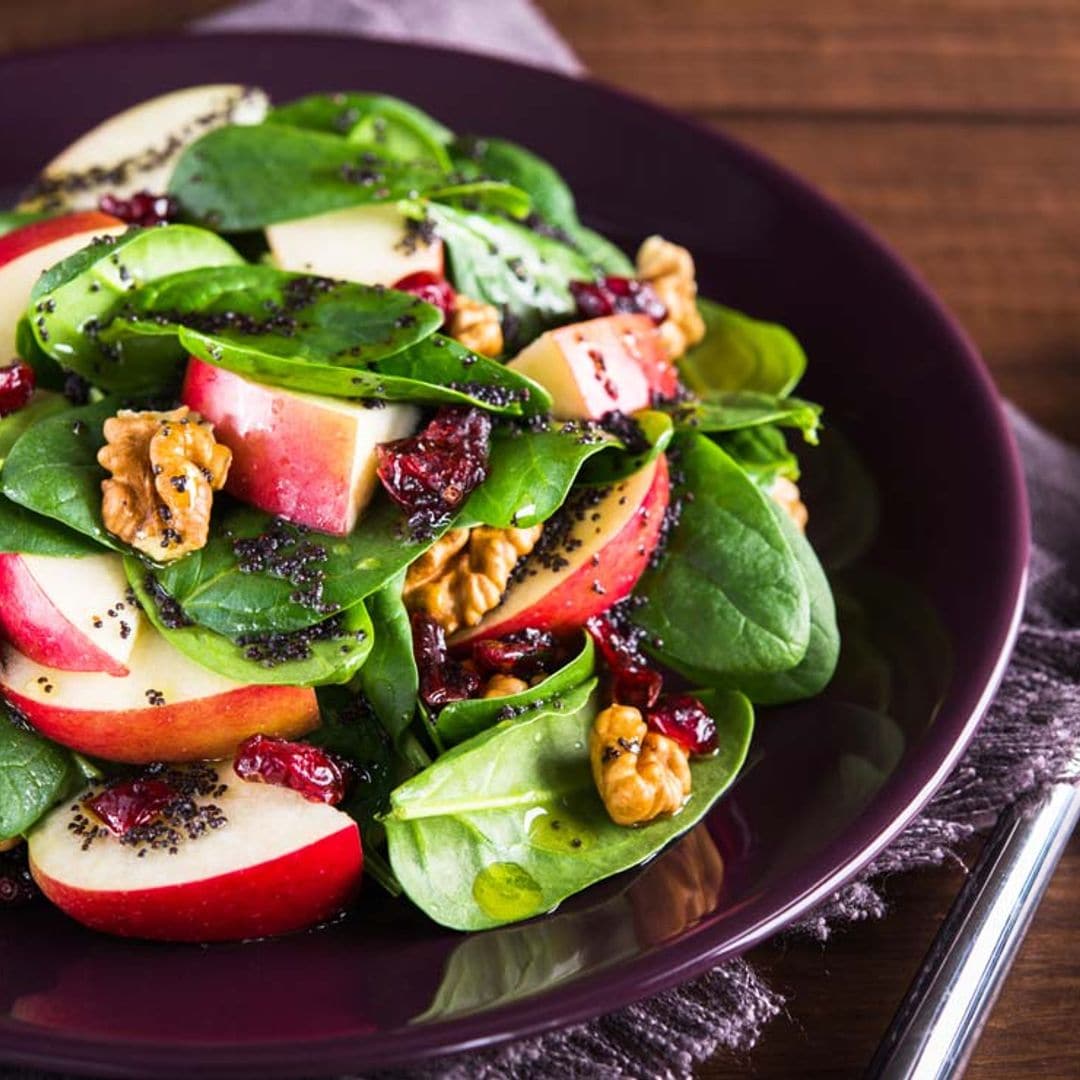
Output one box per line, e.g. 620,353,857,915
127,563,374,687
15,316,67,390
149,499,449,637
169,124,527,230
714,424,799,487
420,203,594,349
633,432,811,683
107,265,548,414
1,398,118,551
569,224,635,276
29,226,244,392
671,390,821,442
0,707,81,840
385,681,753,930
679,298,807,397
270,93,453,170
576,410,674,487
0,391,69,467
359,570,419,744
718,505,839,703
457,424,622,529
0,494,102,557
436,632,595,746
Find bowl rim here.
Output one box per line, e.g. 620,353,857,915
0,30,1030,1077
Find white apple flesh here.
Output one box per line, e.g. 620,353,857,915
18,84,268,213
182,357,420,535
453,453,671,644
29,761,363,942
0,552,143,676
0,630,319,763
265,203,444,286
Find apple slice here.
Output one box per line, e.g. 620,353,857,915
506,313,679,420
29,761,362,941
182,357,420,535
19,84,268,213
265,203,444,286
0,631,318,763
0,552,144,676
454,454,670,644
0,211,125,364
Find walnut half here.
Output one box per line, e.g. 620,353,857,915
98,407,231,561
449,292,504,357
590,703,692,826
636,235,706,361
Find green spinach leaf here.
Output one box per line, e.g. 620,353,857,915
633,432,811,683
435,632,595,746
671,390,821,442
29,226,244,392
0,391,69,466
714,424,799,487
127,562,374,687
457,424,622,529
359,569,419,744
679,298,807,397
385,681,753,930
0,494,103,557
576,410,674,487
15,316,67,390
1,399,118,551
0,707,81,840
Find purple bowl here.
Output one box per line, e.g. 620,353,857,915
0,33,1028,1077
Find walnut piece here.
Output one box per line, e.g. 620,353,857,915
98,407,232,561
590,703,692,826
482,673,530,699
404,523,543,635
769,476,809,532
449,292,504,357
636,235,706,360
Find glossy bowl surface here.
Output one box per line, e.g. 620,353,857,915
0,33,1028,1077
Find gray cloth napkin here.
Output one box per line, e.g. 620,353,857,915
4,3,1079,1078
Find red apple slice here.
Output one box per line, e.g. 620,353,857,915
265,203,444,286
29,761,362,941
0,211,125,363
454,453,670,644
0,552,144,676
506,313,679,420
182,357,420,535
0,631,318,763
19,84,268,213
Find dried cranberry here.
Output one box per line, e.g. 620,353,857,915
98,190,178,227
570,276,667,325
472,628,558,679
393,270,456,326
376,407,491,537
85,778,177,836
412,612,480,708
646,695,717,755
0,360,35,418
234,734,346,805
586,611,663,710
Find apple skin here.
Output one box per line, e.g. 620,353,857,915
182,357,419,535
454,453,670,644
31,824,361,942
0,211,125,363
506,313,678,420
265,203,444,286
0,552,140,677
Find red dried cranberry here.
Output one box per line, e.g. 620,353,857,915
646,695,717,755
98,190,178,227
472,628,558,679
0,360,35,418
85,778,176,836
233,734,346,805
393,270,456,325
412,612,480,708
586,612,663,710
376,407,491,536
570,276,667,325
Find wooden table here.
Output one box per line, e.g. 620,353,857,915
1,2,1078,1076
